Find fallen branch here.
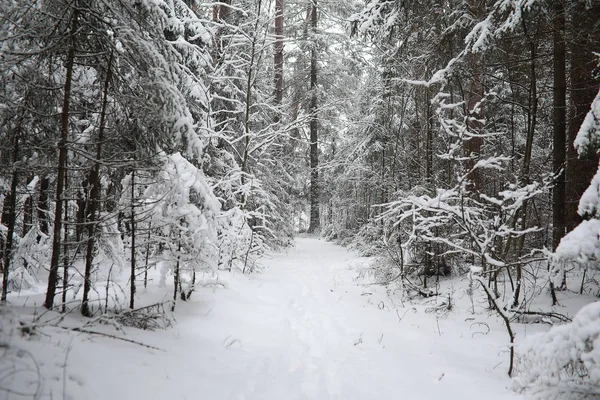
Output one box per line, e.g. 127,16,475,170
60,326,164,351
509,309,571,324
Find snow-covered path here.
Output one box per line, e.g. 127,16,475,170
161,238,522,400
9,238,525,400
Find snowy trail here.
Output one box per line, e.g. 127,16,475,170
11,238,525,400
165,238,522,400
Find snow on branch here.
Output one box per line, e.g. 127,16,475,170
574,89,600,156
553,219,600,266
515,301,600,397
427,0,542,86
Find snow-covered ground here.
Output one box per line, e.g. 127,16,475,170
3,238,534,399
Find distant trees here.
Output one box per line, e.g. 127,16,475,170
340,2,599,391
330,0,599,296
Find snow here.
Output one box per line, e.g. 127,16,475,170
4,238,526,399
514,301,600,397
554,219,600,264
465,16,493,53
574,89,600,156
578,164,600,218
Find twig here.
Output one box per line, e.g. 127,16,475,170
509,309,571,323
475,276,515,377
60,327,164,351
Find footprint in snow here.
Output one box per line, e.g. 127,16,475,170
68,373,85,387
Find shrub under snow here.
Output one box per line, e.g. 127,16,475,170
515,301,600,399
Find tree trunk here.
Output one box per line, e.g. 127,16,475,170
464,0,485,193
38,177,50,237
62,166,69,313
22,175,35,238
44,6,79,310
81,54,113,317
212,0,232,61
552,0,566,251
144,222,151,289
1,132,20,302
307,0,320,234
549,0,567,304
565,0,600,233
240,0,263,206
274,0,284,112
513,19,540,308
130,170,136,309
171,236,182,312
425,87,433,187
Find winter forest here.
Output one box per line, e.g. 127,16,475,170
1,0,600,399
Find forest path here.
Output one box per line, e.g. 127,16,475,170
169,238,522,400
35,238,524,400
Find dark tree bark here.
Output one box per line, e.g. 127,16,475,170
171,235,182,312
240,0,263,207
212,0,231,22
465,57,484,193
464,1,485,194
565,0,600,232
552,0,566,251
1,132,20,302
129,170,136,309
512,21,540,307
212,0,232,61
62,167,69,313
45,6,79,310
38,177,50,237
274,0,284,111
82,54,113,317
144,222,151,289
425,88,433,187
22,175,35,238
307,0,320,233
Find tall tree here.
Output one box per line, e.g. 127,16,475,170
0,128,20,302
44,5,79,309
307,0,320,233
552,0,566,250
565,0,600,232
274,0,284,111
464,0,486,193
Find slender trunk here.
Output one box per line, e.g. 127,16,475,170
144,222,151,288
62,165,69,313
513,24,539,308
274,0,284,113
38,177,50,237
1,133,20,302
44,6,79,309
21,175,34,272
425,88,433,187
129,170,136,309
171,236,182,312
22,175,34,238
307,0,319,233
81,54,113,317
240,0,263,206
552,0,566,251
550,0,567,304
